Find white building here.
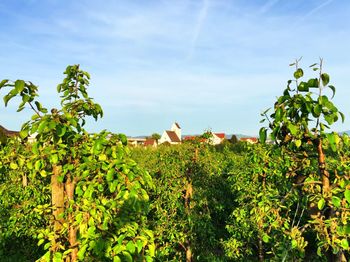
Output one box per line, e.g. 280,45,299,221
209,133,226,145
159,122,182,145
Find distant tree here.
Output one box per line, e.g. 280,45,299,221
151,133,161,143
229,134,238,144
201,129,213,140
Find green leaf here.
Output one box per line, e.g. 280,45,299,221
42,251,51,261
3,94,10,106
344,189,350,204
40,170,47,177
327,133,337,152
53,252,62,262
298,81,309,92
106,169,115,182
318,198,325,210
321,73,330,86
37,239,45,246
35,160,42,171
313,104,322,117
109,180,118,193
10,162,18,170
38,120,47,133
307,78,319,88
83,71,91,79
324,114,334,125
328,85,336,99
44,242,51,250
93,140,102,154
0,79,9,89
295,139,301,148
259,127,267,144
77,244,88,260
148,243,155,257
275,107,283,121
136,239,143,253
344,225,350,234
262,107,271,115
35,101,42,111
31,114,40,120
339,112,345,123
341,239,349,249
122,251,133,262
19,129,28,139
113,256,122,262
126,241,136,254
318,95,329,106
262,234,270,243
317,247,322,256
15,80,25,93
99,154,107,161
294,68,304,79
332,196,341,208
50,154,59,164
288,123,298,136
119,134,128,145
56,125,66,137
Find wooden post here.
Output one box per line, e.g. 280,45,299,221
51,165,64,251
317,139,330,195
22,174,27,187
258,236,264,262
186,243,192,262
66,175,77,261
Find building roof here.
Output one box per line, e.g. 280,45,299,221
0,125,19,137
144,138,156,146
214,133,225,139
174,122,181,129
127,137,146,142
240,137,258,142
184,136,196,140
166,130,181,142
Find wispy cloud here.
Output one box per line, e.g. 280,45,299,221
259,0,280,14
1,0,350,135
295,0,334,25
188,0,210,59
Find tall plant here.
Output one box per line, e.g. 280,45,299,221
260,59,350,260
0,65,155,261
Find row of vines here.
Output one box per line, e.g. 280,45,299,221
0,60,350,261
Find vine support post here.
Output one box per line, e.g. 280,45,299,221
51,165,65,250
317,139,346,262
316,138,330,196
22,174,27,187
186,244,192,262
258,236,264,262
66,175,77,261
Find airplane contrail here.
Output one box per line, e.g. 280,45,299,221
188,0,210,59
297,0,334,24
260,0,280,14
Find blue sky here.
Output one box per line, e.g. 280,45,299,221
1,0,350,136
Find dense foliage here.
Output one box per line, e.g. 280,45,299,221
0,66,154,261
1,60,350,261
